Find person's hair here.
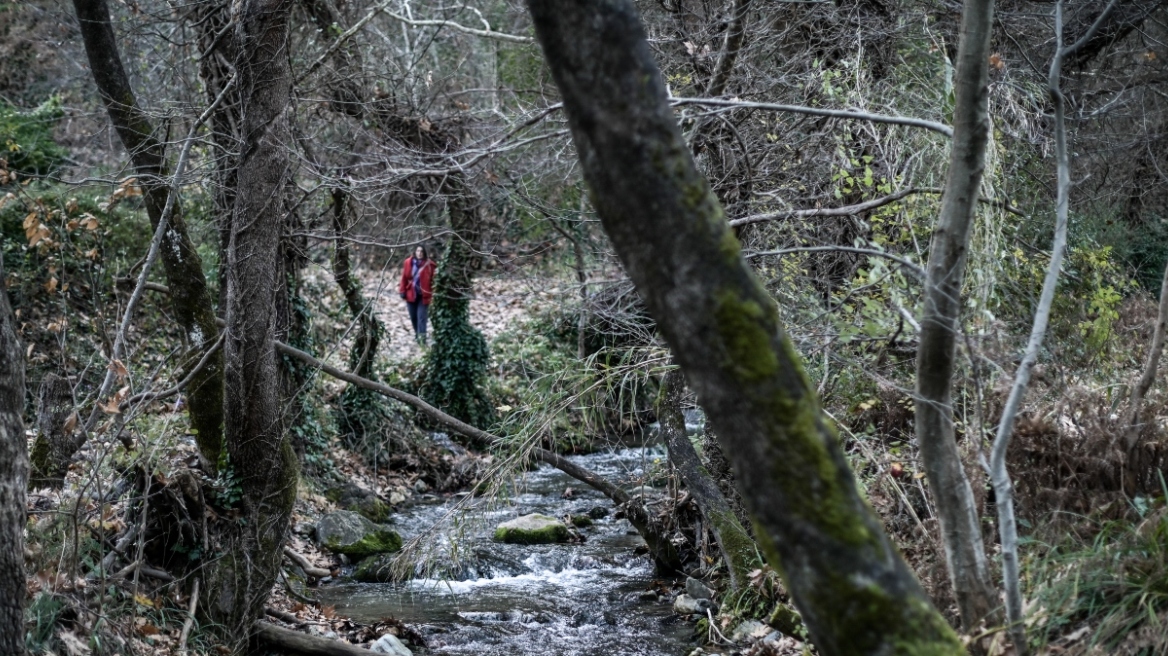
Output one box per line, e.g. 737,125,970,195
414,245,428,260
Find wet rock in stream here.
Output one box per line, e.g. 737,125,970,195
493,513,571,544
316,510,403,559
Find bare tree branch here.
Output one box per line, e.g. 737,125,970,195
670,96,953,137
746,245,925,279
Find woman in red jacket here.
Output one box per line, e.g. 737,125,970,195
399,246,436,345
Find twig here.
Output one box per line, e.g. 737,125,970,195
179,578,199,653
383,10,532,43
123,334,225,407
283,546,331,578
298,1,529,86
706,608,732,645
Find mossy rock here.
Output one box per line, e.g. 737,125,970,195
349,498,392,523
316,510,402,559
324,483,393,523
353,553,399,582
767,603,804,637
570,514,593,528
493,514,570,545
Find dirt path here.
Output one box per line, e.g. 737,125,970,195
358,271,549,360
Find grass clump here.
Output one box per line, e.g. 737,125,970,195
1029,506,1168,652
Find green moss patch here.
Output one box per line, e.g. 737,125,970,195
326,528,402,559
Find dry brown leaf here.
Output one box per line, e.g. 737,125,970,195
136,622,161,636
99,396,121,415
109,359,129,380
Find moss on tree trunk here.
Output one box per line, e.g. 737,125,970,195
525,1,963,652
659,369,759,591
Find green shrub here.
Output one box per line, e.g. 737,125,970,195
0,96,67,176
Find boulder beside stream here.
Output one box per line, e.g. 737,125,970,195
316,510,402,559
493,513,570,544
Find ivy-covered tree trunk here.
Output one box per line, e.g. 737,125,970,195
0,253,27,656
71,0,225,469
422,175,494,429
203,1,298,650
330,186,386,445
525,1,962,653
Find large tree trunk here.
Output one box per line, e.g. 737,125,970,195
0,253,27,656
913,0,999,632
524,2,962,654
71,0,225,470
659,369,759,591
204,1,298,651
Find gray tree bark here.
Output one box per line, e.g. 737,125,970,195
913,0,999,632
203,0,299,650
989,5,1122,653
524,1,962,653
0,252,27,656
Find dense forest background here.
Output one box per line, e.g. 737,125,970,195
3,0,1168,654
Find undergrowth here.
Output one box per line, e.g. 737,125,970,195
1028,499,1168,653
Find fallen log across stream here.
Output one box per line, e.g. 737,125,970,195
273,340,683,573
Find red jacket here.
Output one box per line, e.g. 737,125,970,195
399,257,436,304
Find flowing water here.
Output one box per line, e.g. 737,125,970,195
317,445,696,656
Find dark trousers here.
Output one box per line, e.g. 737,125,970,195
407,301,429,338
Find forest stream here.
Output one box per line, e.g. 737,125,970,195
316,445,695,656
